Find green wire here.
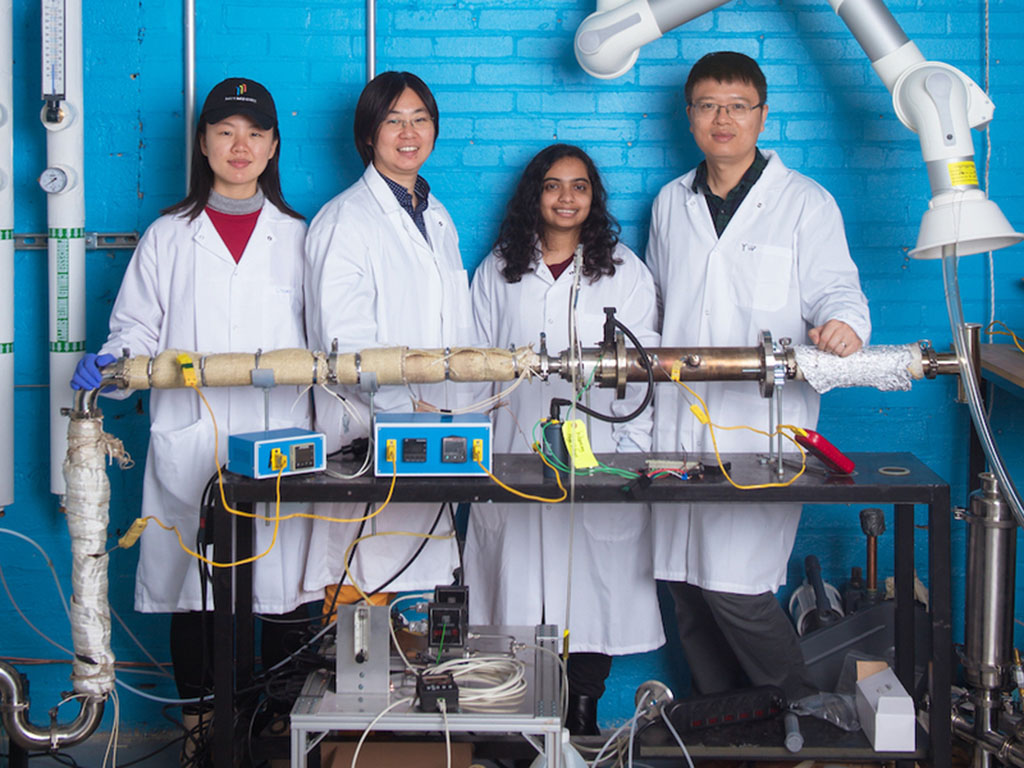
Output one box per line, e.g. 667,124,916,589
436,622,446,664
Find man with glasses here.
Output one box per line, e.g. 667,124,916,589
646,51,871,702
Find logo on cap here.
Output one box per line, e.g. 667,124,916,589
235,83,247,96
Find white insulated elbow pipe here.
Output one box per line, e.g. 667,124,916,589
42,0,86,496
0,0,14,510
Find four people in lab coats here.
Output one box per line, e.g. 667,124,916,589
465,144,664,734
647,51,871,701
76,54,871,734
71,78,318,739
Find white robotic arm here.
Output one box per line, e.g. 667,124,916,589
573,0,1022,257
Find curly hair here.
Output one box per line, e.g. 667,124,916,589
493,144,621,284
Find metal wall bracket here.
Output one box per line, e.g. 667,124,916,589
14,232,139,250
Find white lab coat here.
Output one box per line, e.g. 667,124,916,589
100,202,319,614
303,164,474,594
646,150,871,594
464,244,665,654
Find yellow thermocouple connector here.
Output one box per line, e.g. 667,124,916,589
176,353,197,387
472,439,484,462
270,448,288,471
385,439,397,464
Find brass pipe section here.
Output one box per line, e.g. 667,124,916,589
89,342,956,395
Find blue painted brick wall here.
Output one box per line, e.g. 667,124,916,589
6,0,1024,733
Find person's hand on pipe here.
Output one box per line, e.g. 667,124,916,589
809,320,862,357
70,353,116,391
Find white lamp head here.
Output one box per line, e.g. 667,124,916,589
910,190,1023,259
573,2,661,80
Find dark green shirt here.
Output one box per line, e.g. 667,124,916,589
692,149,768,238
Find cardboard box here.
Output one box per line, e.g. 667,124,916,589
320,740,474,768
855,664,916,752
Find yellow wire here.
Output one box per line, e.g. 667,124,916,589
475,447,567,503
190,382,395,525
985,320,1024,354
142,461,285,568
673,380,808,490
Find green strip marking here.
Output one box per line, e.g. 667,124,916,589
0,230,12,240
48,227,85,239
0,342,12,354
49,341,85,353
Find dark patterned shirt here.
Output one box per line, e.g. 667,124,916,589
381,173,431,244
692,149,768,238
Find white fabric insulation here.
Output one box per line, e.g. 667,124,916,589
794,343,925,394
62,415,131,696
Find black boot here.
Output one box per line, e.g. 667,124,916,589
565,693,600,736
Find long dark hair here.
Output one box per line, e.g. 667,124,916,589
354,71,439,168
162,121,303,221
494,144,620,284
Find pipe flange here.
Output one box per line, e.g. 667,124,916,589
353,352,362,386
918,340,938,379
146,355,155,389
198,355,208,387
615,331,627,399
443,347,452,381
759,330,776,399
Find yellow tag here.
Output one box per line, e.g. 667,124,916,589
690,404,709,425
947,160,978,187
670,360,682,382
560,419,600,469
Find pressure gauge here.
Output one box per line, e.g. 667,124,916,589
39,166,69,194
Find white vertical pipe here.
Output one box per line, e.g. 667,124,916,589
42,0,85,496
0,0,14,509
366,0,375,81
183,0,195,190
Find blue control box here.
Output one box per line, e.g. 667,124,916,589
227,428,326,479
373,413,492,477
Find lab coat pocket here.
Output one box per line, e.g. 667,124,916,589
581,504,641,543
149,418,215,512
740,243,792,312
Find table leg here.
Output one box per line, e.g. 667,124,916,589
213,506,236,767
929,492,952,768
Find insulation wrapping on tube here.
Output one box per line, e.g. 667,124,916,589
794,343,925,394
62,416,131,696
123,346,537,389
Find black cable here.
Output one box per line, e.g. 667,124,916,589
116,731,184,767
550,316,655,424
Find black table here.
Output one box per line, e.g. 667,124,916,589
212,451,951,767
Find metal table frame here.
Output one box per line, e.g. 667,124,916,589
289,625,563,768
212,451,951,767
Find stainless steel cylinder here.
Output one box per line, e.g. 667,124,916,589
964,473,1017,692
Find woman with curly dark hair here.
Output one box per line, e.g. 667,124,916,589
465,144,665,735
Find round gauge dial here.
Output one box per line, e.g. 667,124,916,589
39,166,69,194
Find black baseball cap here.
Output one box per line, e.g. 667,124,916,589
199,78,277,130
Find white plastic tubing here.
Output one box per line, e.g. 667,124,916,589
44,0,86,496
0,0,13,510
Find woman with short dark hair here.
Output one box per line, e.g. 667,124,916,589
303,72,472,603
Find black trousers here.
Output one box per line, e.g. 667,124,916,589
666,581,816,702
170,604,312,705
567,652,613,699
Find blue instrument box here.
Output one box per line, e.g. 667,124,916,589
373,413,492,477
227,428,326,479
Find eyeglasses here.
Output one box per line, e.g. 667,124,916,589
381,116,434,131
689,101,764,119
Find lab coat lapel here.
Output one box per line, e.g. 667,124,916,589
365,164,433,255
192,211,236,352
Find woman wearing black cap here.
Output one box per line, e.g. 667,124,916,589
71,78,317,752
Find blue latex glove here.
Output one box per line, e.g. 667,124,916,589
70,353,116,391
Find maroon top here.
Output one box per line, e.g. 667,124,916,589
205,207,261,264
